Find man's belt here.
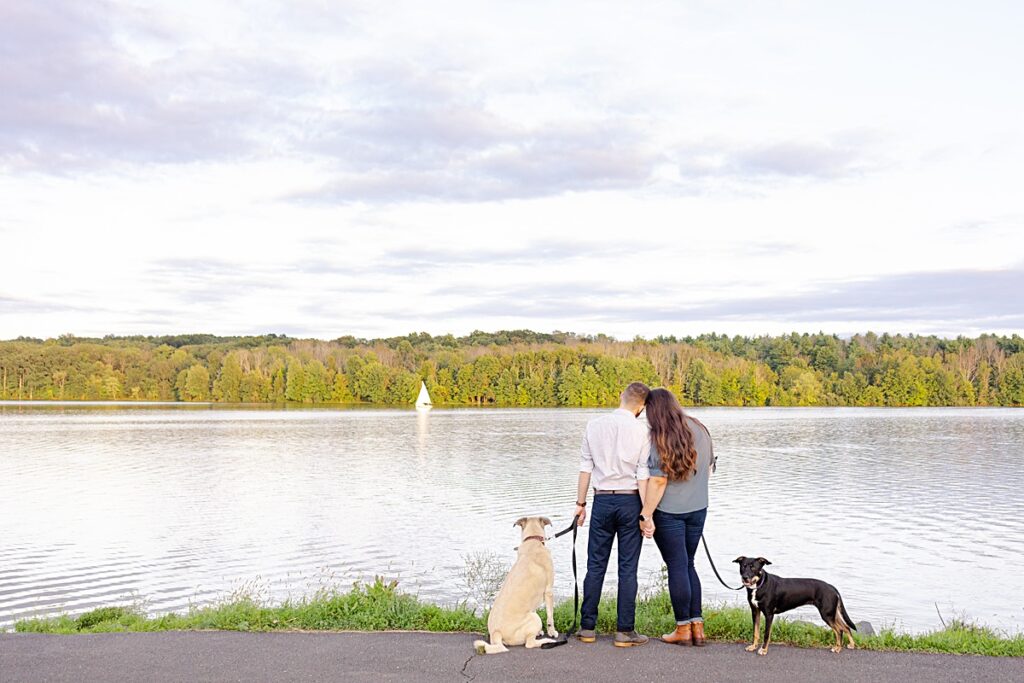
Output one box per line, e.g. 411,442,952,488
593,489,639,495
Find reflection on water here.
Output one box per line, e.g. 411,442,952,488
1,405,1022,633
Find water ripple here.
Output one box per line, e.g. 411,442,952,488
1,406,1023,633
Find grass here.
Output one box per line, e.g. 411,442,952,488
12,578,1024,656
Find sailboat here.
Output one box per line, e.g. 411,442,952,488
415,381,432,411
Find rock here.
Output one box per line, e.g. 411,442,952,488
790,620,820,629
856,621,876,636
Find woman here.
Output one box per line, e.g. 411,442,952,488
638,388,715,646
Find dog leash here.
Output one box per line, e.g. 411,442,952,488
540,514,579,649
700,534,744,591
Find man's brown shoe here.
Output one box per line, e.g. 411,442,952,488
613,631,649,647
661,623,692,645
692,621,706,646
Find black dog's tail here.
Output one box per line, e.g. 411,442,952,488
839,600,857,631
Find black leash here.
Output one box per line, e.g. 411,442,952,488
540,514,579,649
536,519,738,651
700,533,744,591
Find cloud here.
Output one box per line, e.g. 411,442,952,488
0,295,98,316
2,2,887,203
144,258,278,304
671,135,884,182
405,267,1024,330
729,141,867,178
295,90,663,203
0,294,104,317
0,1,307,170
690,267,1024,324
291,241,634,277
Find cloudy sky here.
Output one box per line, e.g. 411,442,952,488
2,1,1022,340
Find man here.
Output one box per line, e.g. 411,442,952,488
573,381,651,647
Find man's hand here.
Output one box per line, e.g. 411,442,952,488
640,518,655,538
575,503,586,526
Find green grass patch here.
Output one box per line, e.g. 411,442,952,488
14,578,485,635
13,579,1023,656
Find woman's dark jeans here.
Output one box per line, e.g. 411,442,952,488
653,507,707,624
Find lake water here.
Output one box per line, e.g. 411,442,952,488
1,404,1022,634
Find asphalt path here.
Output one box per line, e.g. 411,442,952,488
1,631,1020,682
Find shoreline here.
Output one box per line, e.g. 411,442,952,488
2,399,1021,410
11,580,1023,657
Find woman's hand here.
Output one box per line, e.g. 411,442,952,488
640,518,655,538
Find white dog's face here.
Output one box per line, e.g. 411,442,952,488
514,516,552,539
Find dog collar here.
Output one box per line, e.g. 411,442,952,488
522,535,546,544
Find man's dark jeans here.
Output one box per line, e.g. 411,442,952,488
580,493,643,632
652,507,707,624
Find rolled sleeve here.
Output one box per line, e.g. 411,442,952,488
636,461,650,481
579,431,594,473
635,437,651,481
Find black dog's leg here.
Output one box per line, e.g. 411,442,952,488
839,599,857,650
817,597,844,653
745,605,761,652
758,612,774,656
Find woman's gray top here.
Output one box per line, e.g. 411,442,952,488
646,416,714,514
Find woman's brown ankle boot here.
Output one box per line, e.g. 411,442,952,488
662,623,692,645
691,621,706,646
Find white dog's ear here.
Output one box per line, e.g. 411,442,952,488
540,517,552,527
733,556,745,564
513,517,528,528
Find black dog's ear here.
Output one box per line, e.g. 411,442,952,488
756,557,772,566
732,556,745,564
540,517,552,527
513,517,527,528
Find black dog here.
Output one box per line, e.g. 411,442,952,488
733,556,856,656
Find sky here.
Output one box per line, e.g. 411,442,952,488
2,0,1022,341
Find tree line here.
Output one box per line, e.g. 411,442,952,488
1,330,1023,407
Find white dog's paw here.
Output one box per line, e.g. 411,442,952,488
757,647,768,656
546,628,559,638
745,644,759,652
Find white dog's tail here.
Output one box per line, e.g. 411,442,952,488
473,635,509,655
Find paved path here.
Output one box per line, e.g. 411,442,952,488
1,631,1020,682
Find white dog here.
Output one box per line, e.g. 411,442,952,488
473,516,559,654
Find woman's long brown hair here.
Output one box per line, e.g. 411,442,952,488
646,388,697,481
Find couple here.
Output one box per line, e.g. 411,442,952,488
573,381,715,647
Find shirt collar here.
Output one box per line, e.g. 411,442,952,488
614,408,636,418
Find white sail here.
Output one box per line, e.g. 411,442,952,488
415,381,432,410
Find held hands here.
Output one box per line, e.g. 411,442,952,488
639,518,655,538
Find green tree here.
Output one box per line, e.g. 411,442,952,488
303,360,330,403
997,355,1024,406
331,373,354,402
270,366,286,402
580,366,603,406
684,359,722,405
285,359,306,402
177,364,210,401
212,353,243,402
880,357,928,406
976,361,993,406
354,361,390,403
557,365,584,406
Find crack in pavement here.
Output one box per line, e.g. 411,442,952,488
458,652,478,680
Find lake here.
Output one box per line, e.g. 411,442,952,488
1,403,1022,634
